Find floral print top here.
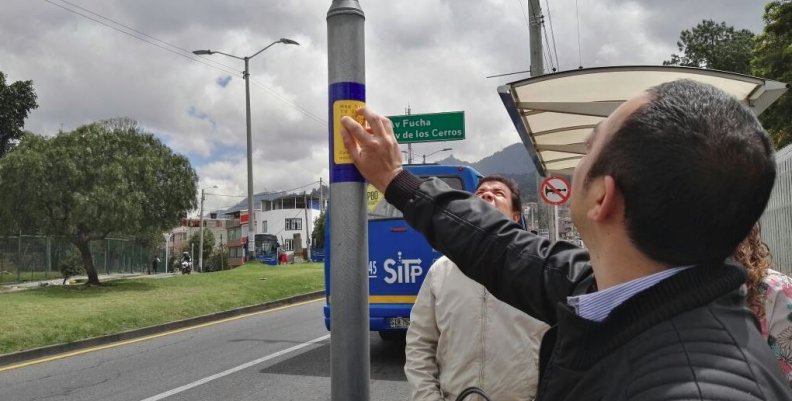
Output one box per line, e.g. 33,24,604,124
749,269,792,386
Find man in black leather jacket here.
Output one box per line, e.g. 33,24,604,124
340,80,792,400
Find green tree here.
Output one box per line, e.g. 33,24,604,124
58,244,85,284
663,19,754,74
207,246,228,272
187,228,215,269
0,72,38,157
311,210,326,249
0,118,198,284
753,1,792,149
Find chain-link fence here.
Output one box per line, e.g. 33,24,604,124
0,235,162,284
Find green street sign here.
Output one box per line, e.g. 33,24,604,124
387,111,465,143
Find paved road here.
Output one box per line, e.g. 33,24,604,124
0,299,410,401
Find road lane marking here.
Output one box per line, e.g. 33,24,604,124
139,334,330,401
0,298,323,372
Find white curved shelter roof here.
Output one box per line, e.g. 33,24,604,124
498,66,789,177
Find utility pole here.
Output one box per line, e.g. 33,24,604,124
199,188,206,273
406,105,413,164
319,177,324,213
304,193,310,261
529,0,544,77
327,1,370,400
528,0,560,242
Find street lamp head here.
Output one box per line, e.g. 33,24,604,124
279,38,300,46
192,49,213,55
441,148,452,152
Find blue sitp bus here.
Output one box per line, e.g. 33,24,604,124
324,164,481,339
255,234,279,266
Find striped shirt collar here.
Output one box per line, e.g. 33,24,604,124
567,265,693,322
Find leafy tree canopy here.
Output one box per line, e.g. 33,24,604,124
187,228,215,269
0,72,38,157
0,118,198,284
663,19,754,74
753,1,792,149
311,210,325,249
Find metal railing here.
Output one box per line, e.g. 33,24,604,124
761,144,792,275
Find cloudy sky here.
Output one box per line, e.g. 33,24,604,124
1,0,768,212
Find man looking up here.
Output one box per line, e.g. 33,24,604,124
405,175,548,401
340,80,792,401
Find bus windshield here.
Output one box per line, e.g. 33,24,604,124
367,175,463,220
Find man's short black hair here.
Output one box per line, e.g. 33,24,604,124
477,175,522,214
587,79,776,265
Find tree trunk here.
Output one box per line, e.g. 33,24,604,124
75,239,100,285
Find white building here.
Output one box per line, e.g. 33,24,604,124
260,193,322,254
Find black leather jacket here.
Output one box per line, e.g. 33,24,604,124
385,171,792,401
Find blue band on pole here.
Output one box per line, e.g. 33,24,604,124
329,82,366,183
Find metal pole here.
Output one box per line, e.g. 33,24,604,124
199,188,205,272
164,235,170,274
220,234,225,271
105,239,109,275
244,57,256,261
304,193,311,262
46,236,51,278
406,106,413,164
17,231,21,283
319,177,324,213
529,0,544,77
327,1,370,400
554,204,560,242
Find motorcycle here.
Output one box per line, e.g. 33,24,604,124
180,260,192,275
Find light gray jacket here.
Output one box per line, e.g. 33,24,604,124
405,256,549,401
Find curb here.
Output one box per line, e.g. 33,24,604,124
0,290,325,368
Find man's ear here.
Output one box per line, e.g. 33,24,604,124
588,175,620,222
511,211,521,224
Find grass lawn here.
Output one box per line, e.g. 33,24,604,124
0,262,325,355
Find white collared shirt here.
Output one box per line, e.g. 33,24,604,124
567,266,693,322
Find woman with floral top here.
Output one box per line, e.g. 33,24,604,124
735,224,792,386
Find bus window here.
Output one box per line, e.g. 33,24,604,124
367,175,464,221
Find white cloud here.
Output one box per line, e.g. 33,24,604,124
1,0,768,211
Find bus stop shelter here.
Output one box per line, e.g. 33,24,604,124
498,66,789,177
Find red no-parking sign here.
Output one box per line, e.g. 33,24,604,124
540,176,571,205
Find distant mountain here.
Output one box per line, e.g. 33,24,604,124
436,143,541,202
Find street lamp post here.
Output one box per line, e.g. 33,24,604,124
198,185,219,273
163,233,174,274
403,148,453,164
422,147,452,164
193,38,299,259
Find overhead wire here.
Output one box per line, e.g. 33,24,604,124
528,0,554,73
205,180,322,199
44,0,240,77
44,0,328,127
515,0,536,73
544,0,560,70
541,16,556,72
51,0,239,73
575,0,583,68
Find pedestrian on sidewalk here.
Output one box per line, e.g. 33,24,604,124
151,255,160,274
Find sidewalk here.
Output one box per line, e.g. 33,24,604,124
0,272,177,293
